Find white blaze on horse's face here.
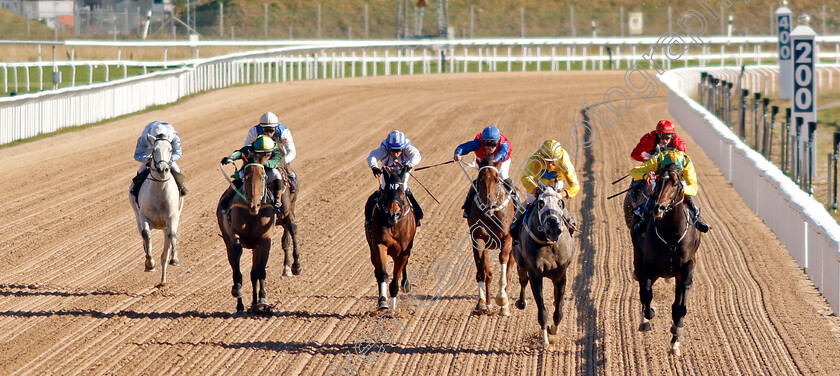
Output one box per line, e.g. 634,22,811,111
152,139,172,178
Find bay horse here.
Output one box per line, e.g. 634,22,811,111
624,176,652,281
634,163,701,355
468,157,517,316
129,135,183,286
365,165,416,311
513,187,574,345
274,165,301,277
216,150,275,313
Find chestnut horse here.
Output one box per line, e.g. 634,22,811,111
634,163,701,355
468,157,517,316
365,165,416,311
217,150,275,313
273,166,301,277
512,187,574,346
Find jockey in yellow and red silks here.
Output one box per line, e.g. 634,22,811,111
630,149,710,233
510,140,580,239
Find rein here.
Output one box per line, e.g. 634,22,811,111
651,173,690,248
473,165,511,214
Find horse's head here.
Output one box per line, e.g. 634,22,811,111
534,187,565,242
150,137,173,180
241,149,271,215
476,156,504,208
651,163,684,220
378,165,410,226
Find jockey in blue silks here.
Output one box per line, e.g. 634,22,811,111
365,130,424,227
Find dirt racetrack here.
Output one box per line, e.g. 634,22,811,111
3,72,840,375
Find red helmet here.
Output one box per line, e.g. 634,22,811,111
655,120,675,134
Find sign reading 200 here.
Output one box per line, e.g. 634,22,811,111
793,39,814,113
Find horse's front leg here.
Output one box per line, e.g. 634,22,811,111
389,251,411,311
371,244,390,310
528,274,549,345
472,240,489,312
638,271,657,332
227,239,245,313
514,262,529,310
671,259,695,356
550,270,568,336
496,233,513,317
139,218,155,272
167,213,181,267
251,238,272,312
282,230,293,277
159,229,171,286
288,215,302,276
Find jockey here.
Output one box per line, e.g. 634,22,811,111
510,140,580,240
630,120,687,162
365,130,423,227
130,120,188,198
453,125,521,218
243,112,298,194
219,135,285,213
630,149,710,233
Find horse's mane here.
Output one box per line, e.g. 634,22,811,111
657,162,682,176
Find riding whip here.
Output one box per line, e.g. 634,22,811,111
607,187,631,200
612,174,629,185
409,171,441,204
219,163,248,201
413,160,454,171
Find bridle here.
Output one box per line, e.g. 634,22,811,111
473,165,511,214
148,138,172,182
524,189,565,245
651,170,690,245
375,169,410,222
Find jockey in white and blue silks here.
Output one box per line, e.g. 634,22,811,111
243,112,298,193
365,130,424,227
131,120,188,197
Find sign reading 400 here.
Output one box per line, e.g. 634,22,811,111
777,14,791,60
793,38,814,114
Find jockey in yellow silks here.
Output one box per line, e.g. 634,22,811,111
510,140,580,239
629,149,709,233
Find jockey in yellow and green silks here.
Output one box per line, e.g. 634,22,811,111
511,140,580,239
630,149,710,233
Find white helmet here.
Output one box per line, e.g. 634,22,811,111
149,121,172,141
259,112,280,128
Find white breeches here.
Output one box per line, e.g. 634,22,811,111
498,159,511,180
138,161,180,174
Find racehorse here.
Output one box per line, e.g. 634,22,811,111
468,157,517,316
130,135,183,286
512,187,574,345
365,165,416,311
217,150,276,313
624,176,652,281
634,163,701,355
274,166,301,277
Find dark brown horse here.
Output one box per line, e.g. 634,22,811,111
513,187,574,345
217,150,275,313
365,165,416,311
633,163,701,355
624,176,652,282
468,157,517,316
273,166,301,277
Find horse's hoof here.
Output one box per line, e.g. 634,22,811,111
649,306,657,319
283,266,293,277
639,322,652,332
292,264,302,275
541,329,550,346
515,299,527,310
169,259,181,266
144,267,156,272
156,282,168,288
499,306,510,317
475,301,488,312
231,284,242,298
549,324,559,336
495,295,508,307
671,342,681,356
236,304,245,313
378,299,389,310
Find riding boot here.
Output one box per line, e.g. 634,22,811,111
273,180,284,215
364,191,379,228
462,184,476,219
406,189,423,227
503,178,523,214
286,164,298,194
632,197,653,233
684,195,710,233
219,179,242,212
510,203,532,246
130,169,150,200
172,170,188,196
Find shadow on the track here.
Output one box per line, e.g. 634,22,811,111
571,109,605,373
0,309,365,320
0,284,132,297
215,341,515,356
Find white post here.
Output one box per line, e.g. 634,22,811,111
790,14,817,178
507,46,512,72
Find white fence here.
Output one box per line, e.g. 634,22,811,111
660,66,840,314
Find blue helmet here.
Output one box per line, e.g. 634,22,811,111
481,125,501,141
385,130,408,150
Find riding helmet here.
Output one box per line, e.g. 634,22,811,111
386,130,408,150
655,120,675,134
253,135,276,153
481,125,501,141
